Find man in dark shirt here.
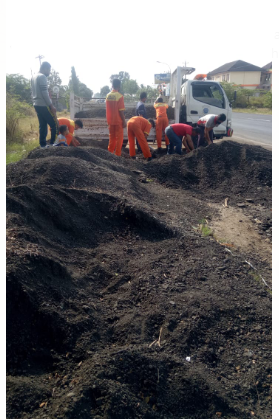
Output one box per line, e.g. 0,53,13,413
135,92,148,152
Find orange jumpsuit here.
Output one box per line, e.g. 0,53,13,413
106,90,125,156
154,103,169,147
57,118,80,146
127,116,152,159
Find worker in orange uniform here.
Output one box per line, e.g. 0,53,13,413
106,79,126,156
127,116,155,161
154,97,169,150
57,118,83,146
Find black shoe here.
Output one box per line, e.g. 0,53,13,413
147,157,153,162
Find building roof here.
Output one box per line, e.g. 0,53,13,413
262,62,272,70
208,60,263,76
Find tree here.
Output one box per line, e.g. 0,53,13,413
122,79,139,95
93,92,101,98
79,83,93,101
136,84,158,99
100,85,110,96
6,74,32,104
48,70,62,90
109,71,130,84
69,66,80,95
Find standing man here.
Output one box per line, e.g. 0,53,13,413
165,124,201,155
197,113,226,147
106,79,126,156
154,97,169,150
127,116,155,161
135,92,148,153
31,61,58,148
57,118,83,146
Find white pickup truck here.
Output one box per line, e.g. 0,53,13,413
168,67,234,139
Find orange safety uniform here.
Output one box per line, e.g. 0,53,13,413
106,90,125,156
154,103,169,147
127,116,152,159
57,118,80,146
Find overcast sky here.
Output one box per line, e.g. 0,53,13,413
5,0,278,94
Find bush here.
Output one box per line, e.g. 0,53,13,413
263,92,272,109
249,96,265,108
6,93,35,143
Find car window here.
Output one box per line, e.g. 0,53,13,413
192,83,225,109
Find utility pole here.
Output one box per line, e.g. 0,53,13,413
35,55,44,66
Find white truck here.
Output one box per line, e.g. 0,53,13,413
168,66,234,138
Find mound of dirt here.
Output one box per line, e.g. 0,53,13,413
75,105,174,120
6,142,272,419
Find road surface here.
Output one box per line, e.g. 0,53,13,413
231,112,272,150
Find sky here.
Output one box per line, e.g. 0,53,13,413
5,0,278,94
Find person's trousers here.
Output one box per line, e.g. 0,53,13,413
156,116,169,147
165,126,182,154
197,126,214,147
136,138,142,153
127,123,152,159
108,124,123,156
34,105,59,147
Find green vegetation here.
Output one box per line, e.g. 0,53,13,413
96,72,158,101
233,107,272,115
220,82,272,111
199,219,213,237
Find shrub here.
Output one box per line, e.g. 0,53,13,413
263,92,272,109
6,93,35,143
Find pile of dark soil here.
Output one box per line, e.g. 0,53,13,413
6,142,272,419
75,105,174,120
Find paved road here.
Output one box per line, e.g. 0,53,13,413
231,112,272,149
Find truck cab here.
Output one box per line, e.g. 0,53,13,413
169,67,233,138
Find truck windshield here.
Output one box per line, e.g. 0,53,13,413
192,82,225,109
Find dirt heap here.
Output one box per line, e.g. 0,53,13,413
75,105,174,120
6,142,272,419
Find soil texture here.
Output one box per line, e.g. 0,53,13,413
75,105,174,120
6,140,272,419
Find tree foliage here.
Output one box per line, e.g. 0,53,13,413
68,67,93,100
6,74,32,104
263,91,272,109
122,79,139,95
100,85,110,97
109,71,130,83
69,66,80,95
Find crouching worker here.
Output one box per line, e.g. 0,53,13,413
165,124,201,155
127,116,155,161
56,118,83,146
197,113,226,147
53,125,69,146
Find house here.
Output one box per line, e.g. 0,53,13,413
207,60,263,89
259,62,272,91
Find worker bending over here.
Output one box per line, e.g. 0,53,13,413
106,79,126,156
127,116,155,161
57,118,83,146
154,97,169,150
165,124,201,155
197,113,226,147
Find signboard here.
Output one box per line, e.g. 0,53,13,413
154,73,171,84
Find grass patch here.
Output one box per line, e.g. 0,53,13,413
199,219,213,237
6,111,70,165
233,108,272,115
